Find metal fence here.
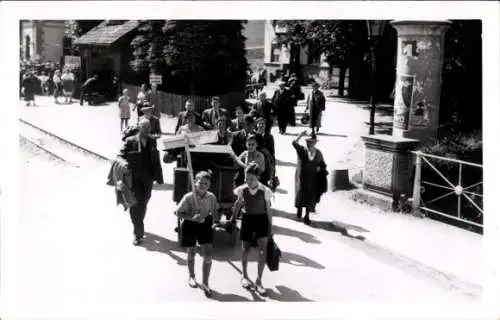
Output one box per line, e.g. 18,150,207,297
411,151,483,229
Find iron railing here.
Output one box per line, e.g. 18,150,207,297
411,151,483,229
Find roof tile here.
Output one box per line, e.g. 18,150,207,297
74,20,140,46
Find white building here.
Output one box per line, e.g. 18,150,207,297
20,20,67,63
263,20,348,85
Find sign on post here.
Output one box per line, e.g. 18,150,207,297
150,74,162,85
64,55,81,70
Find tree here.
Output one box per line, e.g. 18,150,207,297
161,20,248,96
66,20,104,41
129,20,167,84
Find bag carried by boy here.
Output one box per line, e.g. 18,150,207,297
266,236,282,271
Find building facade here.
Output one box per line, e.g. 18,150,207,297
263,20,348,85
20,20,67,63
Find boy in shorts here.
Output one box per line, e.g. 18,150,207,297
176,170,218,296
230,163,273,295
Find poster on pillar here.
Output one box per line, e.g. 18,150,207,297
393,74,415,131
410,100,430,129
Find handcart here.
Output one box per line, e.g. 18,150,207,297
162,132,241,245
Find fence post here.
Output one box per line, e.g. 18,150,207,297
412,151,423,216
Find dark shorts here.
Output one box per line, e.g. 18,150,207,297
240,213,270,242
180,215,213,247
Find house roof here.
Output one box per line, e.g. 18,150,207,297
74,20,140,46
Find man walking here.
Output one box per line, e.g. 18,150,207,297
118,118,164,245
251,92,275,135
272,82,293,135
305,82,326,134
80,74,99,106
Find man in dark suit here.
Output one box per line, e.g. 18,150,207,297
230,105,246,132
175,100,207,134
80,74,99,106
231,115,256,157
118,118,164,245
272,82,293,134
140,105,162,138
251,92,275,135
201,96,230,130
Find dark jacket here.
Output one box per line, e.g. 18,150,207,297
231,118,245,132
272,89,293,118
252,100,275,119
316,161,328,203
201,107,230,130
175,110,206,133
231,129,254,156
143,115,162,136
82,77,98,93
119,134,164,185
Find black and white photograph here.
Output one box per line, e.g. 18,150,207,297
1,1,499,319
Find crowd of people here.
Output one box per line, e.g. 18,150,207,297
108,75,329,297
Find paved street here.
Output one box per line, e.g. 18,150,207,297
17,95,481,313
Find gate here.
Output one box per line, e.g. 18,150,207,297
411,151,483,230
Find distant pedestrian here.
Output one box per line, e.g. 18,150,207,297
175,170,218,296
61,68,75,104
118,89,132,133
305,82,326,134
148,84,161,118
135,83,149,118
272,82,293,134
38,71,50,96
288,77,304,127
252,92,275,135
53,70,62,104
230,163,274,296
21,71,37,107
292,130,327,225
80,74,99,106
118,118,164,246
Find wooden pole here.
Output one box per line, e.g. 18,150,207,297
183,134,199,211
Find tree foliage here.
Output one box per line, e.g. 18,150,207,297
129,20,248,96
66,20,104,41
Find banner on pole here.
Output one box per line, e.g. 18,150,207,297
393,74,415,131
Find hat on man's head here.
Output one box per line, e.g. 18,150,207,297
141,106,153,112
312,81,320,88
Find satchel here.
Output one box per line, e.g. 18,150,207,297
266,236,282,272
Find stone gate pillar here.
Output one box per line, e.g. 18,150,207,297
391,20,451,146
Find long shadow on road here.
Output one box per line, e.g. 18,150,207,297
271,209,481,299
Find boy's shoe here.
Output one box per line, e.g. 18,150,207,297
241,277,252,289
133,238,142,246
188,277,197,288
303,217,312,225
201,283,212,297
255,280,267,296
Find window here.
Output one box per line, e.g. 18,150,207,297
307,42,321,65
270,43,281,63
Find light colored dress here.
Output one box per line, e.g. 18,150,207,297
118,95,131,119
61,72,75,96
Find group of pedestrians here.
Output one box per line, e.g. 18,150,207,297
21,67,80,106
117,83,162,133
108,76,329,298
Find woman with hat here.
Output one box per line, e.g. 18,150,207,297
292,130,327,225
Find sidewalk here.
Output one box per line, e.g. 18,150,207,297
18,95,482,298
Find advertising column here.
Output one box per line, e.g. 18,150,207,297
391,20,451,146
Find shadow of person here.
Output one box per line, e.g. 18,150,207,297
275,159,296,167
272,208,297,221
274,188,288,194
267,285,314,302
152,183,174,191
315,132,348,138
208,290,252,302
142,232,187,266
280,251,325,269
311,220,367,241
272,225,321,244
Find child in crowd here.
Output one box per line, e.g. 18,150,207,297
231,163,273,296
118,89,132,133
175,170,219,297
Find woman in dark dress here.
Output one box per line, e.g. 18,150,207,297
292,130,325,225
